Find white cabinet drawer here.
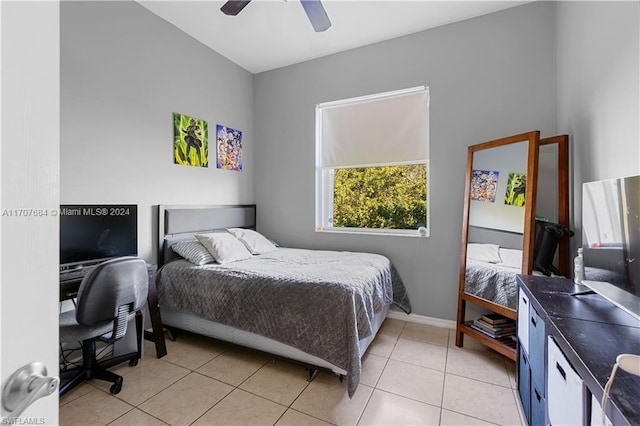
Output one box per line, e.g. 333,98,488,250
518,288,530,354
547,336,584,426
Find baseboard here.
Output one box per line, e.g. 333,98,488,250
386,310,456,329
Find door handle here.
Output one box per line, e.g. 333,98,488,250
2,362,58,418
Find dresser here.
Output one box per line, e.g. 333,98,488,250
517,275,640,425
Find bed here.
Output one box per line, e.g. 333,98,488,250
155,204,411,397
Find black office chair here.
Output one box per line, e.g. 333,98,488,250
59,257,148,396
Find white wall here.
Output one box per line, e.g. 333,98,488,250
555,1,640,251
61,1,254,263
254,2,557,320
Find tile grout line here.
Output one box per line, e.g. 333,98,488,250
355,333,399,426
107,404,170,426
186,355,274,425
136,339,235,425
437,331,452,425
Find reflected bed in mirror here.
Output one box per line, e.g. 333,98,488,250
465,226,525,310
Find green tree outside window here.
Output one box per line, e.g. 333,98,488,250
332,164,427,229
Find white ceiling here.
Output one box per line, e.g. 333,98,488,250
138,0,531,74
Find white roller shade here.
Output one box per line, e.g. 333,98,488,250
318,86,429,168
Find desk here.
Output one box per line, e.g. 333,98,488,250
60,263,167,358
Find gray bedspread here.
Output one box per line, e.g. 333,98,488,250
465,259,519,310
156,247,411,397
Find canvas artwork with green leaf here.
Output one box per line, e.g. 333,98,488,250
504,172,526,207
174,112,208,167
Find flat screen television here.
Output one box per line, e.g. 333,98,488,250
59,204,138,270
582,174,640,321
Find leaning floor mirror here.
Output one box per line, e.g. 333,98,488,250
455,131,569,360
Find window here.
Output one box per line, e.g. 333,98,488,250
315,86,429,236
583,180,623,246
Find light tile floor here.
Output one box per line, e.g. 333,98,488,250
59,319,526,426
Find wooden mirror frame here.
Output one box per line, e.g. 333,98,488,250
538,134,570,277
455,131,569,360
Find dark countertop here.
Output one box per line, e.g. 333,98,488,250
518,275,640,426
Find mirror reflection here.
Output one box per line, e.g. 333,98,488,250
469,141,529,234
456,131,570,360
536,141,559,222
464,140,530,313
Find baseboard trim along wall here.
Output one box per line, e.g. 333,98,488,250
387,310,456,329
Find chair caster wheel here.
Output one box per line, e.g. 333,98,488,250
110,378,123,394
129,357,139,367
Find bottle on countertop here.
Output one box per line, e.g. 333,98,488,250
574,247,584,285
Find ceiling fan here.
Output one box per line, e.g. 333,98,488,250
220,0,332,32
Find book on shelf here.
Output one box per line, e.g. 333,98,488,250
472,319,515,333
497,334,517,348
480,313,511,325
470,321,516,339
471,325,515,339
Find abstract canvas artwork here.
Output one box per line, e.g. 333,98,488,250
173,112,208,167
505,172,527,206
216,124,242,171
471,170,499,202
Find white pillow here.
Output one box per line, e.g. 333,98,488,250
227,228,277,255
499,248,523,269
171,240,216,265
467,243,501,263
195,232,252,264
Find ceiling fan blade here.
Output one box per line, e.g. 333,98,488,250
220,0,252,16
300,0,331,32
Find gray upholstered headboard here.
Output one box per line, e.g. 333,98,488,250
157,204,256,266
468,225,523,250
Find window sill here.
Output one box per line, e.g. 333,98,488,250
315,228,429,238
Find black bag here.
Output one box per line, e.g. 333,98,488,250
533,220,574,276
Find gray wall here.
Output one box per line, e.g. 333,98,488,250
556,1,640,252
60,0,639,321
254,2,557,319
61,1,254,263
